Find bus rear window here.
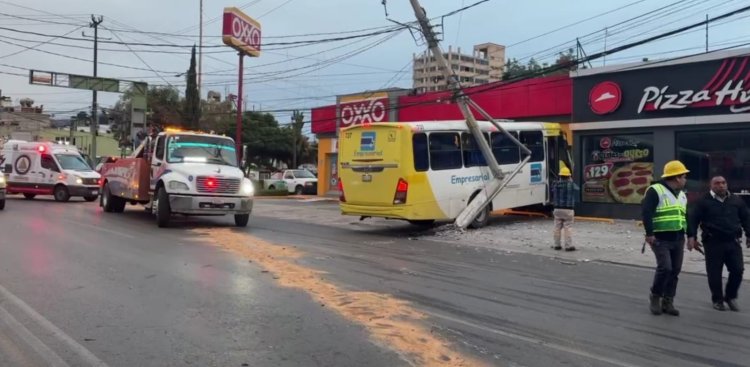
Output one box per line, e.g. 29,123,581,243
412,133,429,172
429,133,462,170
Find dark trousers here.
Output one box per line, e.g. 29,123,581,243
651,239,685,298
704,240,745,302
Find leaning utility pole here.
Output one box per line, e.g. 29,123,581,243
407,0,531,229
89,15,103,160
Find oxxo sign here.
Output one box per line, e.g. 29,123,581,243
222,7,261,57
339,98,388,127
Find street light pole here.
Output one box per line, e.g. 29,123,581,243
89,14,103,161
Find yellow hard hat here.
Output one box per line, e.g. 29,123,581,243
661,160,690,178
559,167,572,176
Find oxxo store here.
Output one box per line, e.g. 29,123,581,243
311,76,573,196
571,49,750,219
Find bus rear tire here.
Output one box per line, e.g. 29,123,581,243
23,193,36,200
468,205,490,229
408,219,435,227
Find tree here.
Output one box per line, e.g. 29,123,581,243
184,45,201,130
222,111,292,171
553,47,578,74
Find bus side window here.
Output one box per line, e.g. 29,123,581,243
429,132,462,170
41,154,60,172
461,133,490,167
491,132,520,164
412,133,429,172
520,131,544,162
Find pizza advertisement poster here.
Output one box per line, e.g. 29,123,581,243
582,135,654,204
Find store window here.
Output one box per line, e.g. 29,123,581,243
677,129,750,198
581,134,654,204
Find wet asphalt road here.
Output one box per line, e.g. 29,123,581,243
0,197,404,367
0,196,749,367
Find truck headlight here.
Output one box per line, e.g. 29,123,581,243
75,177,83,185
0,175,5,184
241,180,254,196
168,180,190,191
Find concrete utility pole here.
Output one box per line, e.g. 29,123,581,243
89,15,103,160
407,0,531,229
198,0,204,97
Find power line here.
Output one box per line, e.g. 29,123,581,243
0,37,181,74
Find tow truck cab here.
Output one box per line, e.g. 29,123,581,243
100,130,254,227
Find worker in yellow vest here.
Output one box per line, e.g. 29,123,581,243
641,160,689,316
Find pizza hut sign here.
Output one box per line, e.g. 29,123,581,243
574,56,750,122
222,7,261,57
339,98,388,127
638,79,750,114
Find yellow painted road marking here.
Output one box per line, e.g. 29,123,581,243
194,228,488,367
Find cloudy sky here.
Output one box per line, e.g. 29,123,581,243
0,0,748,134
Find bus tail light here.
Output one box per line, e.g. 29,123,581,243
393,178,408,204
338,179,346,202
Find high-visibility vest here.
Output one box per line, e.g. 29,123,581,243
650,183,687,232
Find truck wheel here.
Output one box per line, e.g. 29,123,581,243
155,187,171,228
23,193,36,200
83,195,98,202
0,199,5,210
234,214,250,227
294,185,304,195
102,183,126,213
53,185,70,202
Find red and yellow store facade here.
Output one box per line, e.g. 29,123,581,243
310,75,574,196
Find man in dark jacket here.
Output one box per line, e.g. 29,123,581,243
687,176,750,312
642,160,689,316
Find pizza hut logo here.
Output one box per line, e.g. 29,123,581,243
589,81,622,115
600,137,612,149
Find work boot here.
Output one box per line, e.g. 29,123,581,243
662,297,680,316
649,294,662,315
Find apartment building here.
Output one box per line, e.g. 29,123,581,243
412,42,505,93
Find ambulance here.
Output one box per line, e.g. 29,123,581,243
0,141,101,202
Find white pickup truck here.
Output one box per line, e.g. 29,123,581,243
266,169,317,195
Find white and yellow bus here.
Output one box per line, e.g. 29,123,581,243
338,120,572,228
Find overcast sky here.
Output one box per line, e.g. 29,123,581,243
0,0,748,134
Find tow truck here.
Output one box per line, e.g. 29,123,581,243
98,128,254,227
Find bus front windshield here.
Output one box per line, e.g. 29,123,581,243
167,135,238,167
55,154,92,171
